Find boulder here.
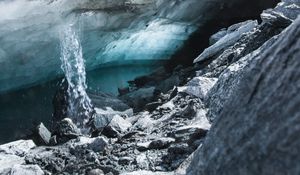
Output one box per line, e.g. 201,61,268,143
0,140,36,156
54,118,81,144
7,165,44,175
120,87,156,111
187,17,300,175
178,77,217,99
35,123,51,145
194,20,258,63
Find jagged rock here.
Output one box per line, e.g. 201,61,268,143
7,165,44,175
194,20,258,63
187,16,300,175
108,115,132,133
0,154,25,173
118,157,134,165
178,77,217,99
68,136,108,153
171,126,208,144
53,118,80,144
88,92,132,112
87,169,105,175
209,29,227,45
121,170,174,175
91,108,133,135
149,138,175,150
0,140,36,156
35,123,51,145
145,101,164,112
120,87,156,111
156,75,180,93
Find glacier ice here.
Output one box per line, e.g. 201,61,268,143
0,0,231,92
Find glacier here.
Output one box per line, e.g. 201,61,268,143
0,0,279,92
0,0,202,92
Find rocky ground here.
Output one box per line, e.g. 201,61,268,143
0,0,299,175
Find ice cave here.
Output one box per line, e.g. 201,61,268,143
0,0,300,174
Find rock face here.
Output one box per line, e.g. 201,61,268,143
187,15,300,175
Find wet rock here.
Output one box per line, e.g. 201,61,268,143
35,123,51,145
209,29,227,45
54,118,80,144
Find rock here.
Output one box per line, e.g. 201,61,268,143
149,138,176,150
0,154,25,173
54,118,80,144
118,157,134,165
194,20,258,63
187,16,300,175
88,169,104,175
88,91,132,112
121,170,174,175
108,115,132,133
156,75,180,93
178,77,217,99
135,153,149,169
68,136,108,153
118,87,130,96
0,140,36,156
35,123,51,145
209,29,227,45
8,165,44,175
120,87,156,111
145,101,163,112
136,142,151,151
171,126,208,144
91,108,133,135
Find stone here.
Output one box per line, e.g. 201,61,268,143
53,118,80,144
188,16,300,175
120,87,156,111
149,138,176,150
88,169,104,175
118,157,134,165
194,20,258,63
8,165,44,175
68,136,108,153
0,154,25,173
178,77,217,99
36,123,51,145
108,115,132,133
136,142,151,151
0,140,36,156
172,126,208,144
209,29,227,45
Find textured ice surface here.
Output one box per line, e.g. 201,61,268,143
0,0,223,92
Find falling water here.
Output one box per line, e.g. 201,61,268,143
59,24,93,127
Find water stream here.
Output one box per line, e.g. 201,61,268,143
59,24,93,127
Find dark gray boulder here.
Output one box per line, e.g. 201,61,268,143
187,17,300,175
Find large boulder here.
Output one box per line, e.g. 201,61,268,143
187,17,300,175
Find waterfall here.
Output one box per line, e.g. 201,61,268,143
59,24,93,127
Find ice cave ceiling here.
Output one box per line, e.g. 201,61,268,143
0,0,279,92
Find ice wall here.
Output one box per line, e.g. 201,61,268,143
0,0,248,92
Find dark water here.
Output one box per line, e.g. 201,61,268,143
0,63,159,144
